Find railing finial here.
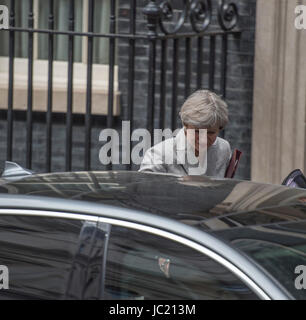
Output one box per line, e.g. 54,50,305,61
218,0,239,31
143,0,161,36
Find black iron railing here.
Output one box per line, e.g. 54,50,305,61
1,0,241,172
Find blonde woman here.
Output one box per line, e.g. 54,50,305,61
139,90,232,177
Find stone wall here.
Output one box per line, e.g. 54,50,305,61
252,0,306,184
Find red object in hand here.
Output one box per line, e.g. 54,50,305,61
224,149,242,179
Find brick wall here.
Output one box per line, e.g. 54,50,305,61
224,0,256,179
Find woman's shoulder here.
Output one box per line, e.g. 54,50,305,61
216,137,231,149
215,137,231,154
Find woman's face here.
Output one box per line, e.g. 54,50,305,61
206,125,220,147
184,124,220,151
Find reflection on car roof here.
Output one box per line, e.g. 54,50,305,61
0,171,306,233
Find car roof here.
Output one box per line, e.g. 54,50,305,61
0,170,305,233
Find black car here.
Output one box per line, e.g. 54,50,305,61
0,168,306,300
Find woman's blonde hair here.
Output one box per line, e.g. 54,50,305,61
179,90,229,129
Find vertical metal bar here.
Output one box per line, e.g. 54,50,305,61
84,0,94,171
171,38,179,131
66,0,75,171
127,0,136,127
159,39,167,129
196,36,203,89
143,1,160,145
184,37,191,99
26,0,34,169
147,38,157,140
126,0,136,169
46,0,54,172
106,0,116,170
220,34,228,139
209,35,216,91
220,34,228,99
7,0,15,161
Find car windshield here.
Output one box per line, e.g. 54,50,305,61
233,237,306,299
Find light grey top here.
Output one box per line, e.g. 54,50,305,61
139,128,232,178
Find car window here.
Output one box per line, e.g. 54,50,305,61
0,214,98,300
233,237,306,300
214,219,306,300
103,225,259,300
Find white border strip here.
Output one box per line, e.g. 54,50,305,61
0,209,99,223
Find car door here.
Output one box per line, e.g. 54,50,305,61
0,211,104,300
101,223,260,300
